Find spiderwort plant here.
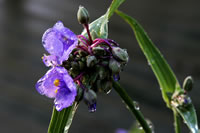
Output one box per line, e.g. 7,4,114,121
35,0,156,131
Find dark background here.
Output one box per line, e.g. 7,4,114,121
0,0,200,132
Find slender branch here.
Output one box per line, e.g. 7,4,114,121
112,79,152,133
173,109,181,133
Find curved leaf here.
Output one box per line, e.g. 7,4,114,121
116,10,198,133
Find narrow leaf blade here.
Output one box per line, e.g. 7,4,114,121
116,10,198,132
116,10,180,107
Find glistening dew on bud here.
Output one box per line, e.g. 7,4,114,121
112,47,129,63
77,6,90,24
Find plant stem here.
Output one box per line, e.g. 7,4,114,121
112,79,152,133
48,102,78,133
84,24,93,44
173,109,181,133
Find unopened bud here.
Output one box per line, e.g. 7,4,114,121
77,6,89,24
183,76,193,92
86,55,97,67
109,58,121,74
84,89,97,113
98,66,107,80
112,47,129,63
92,47,106,56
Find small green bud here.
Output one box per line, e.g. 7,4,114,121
109,58,121,74
112,47,129,63
82,74,89,85
69,68,79,78
78,61,85,70
86,55,97,67
98,67,107,80
78,50,88,57
84,89,97,112
71,61,79,70
92,47,106,56
101,61,109,66
183,76,193,92
77,6,89,24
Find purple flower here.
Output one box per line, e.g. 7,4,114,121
36,21,78,111
42,21,78,66
36,67,77,111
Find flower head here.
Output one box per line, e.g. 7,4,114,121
36,21,78,111
42,21,78,66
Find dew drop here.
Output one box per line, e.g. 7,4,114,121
105,89,112,94
148,61,151,66
133,101,140,110
89,108,96,113
151,59,155,64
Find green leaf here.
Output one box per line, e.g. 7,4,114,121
116,10,199,133
115,10,180,107
81,0,125,39
48,102,78,133
176,105,198,133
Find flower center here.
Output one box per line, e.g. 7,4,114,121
54,79,60,87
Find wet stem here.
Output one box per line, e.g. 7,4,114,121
112,78,152,133
48,102,78,133
173,109,181,133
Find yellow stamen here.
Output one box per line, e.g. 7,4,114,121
54,79,60,87
41,56,44,60
55,89,58,94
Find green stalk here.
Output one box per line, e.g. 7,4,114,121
173,110,181,133
112,79,152,133
48,102,78,133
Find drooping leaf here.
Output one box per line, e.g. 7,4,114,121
116,10,198,133
82,0,125,39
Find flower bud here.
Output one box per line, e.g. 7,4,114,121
71,61,79,70
86,55,97,67
92,47,106,56
84,89,97,113
98,66,108,80
78,61,85,70
77,6,89,24
109,58,121,74
183,76,193,92
112,47,129,63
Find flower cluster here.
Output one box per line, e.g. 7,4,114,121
36,21,78,111
36,7,129,112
